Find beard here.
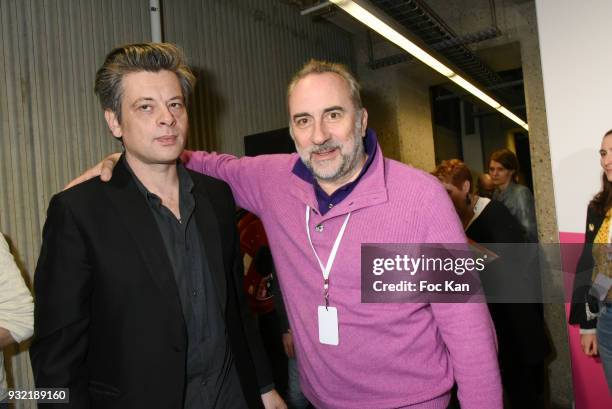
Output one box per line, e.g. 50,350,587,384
296,118,365,184
302,138,363,182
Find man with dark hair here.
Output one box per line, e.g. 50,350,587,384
71,58,502,408
31,43,284,409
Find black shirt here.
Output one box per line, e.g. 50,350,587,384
126,159,247,409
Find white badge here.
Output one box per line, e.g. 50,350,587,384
318,306,339,346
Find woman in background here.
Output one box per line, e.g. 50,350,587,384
489,149,539,242
433,159,550,408
569,129,612,394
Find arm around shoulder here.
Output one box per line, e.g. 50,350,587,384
183,150,275,215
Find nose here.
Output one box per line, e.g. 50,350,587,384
157,105,176,127
311,119,330,145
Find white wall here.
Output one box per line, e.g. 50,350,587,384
536,0,612,233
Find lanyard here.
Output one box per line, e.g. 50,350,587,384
305,206,351,309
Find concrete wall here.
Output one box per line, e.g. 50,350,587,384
354,31,442,171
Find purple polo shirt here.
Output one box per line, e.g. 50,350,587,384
291,128,377,215
184,130,503,408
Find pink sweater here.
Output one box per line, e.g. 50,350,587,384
185,141,502,409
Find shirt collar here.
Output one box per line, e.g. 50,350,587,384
291,128,377,214
123,155,194,202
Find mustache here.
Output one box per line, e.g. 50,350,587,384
308,141,341,154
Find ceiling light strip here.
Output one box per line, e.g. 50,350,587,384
330,0,529,131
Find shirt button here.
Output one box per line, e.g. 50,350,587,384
192,290,198,297
315,224,324,232
328,203,334,209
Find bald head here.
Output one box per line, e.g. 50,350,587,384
478,173,495,198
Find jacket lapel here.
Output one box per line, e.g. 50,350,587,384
587,207,606,243
103,158,184,321
192,179,227,315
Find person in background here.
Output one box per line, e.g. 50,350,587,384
433,159,550,408
569,129,612,395
238,211,304,406
489,149,539,242
477,173,495,199
278,330,308,409
270,273,309,409
0,232,34,409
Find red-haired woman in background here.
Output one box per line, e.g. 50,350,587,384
433,159,550,408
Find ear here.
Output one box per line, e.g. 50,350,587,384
462,179,471,194
360,108,368,136
104,110,122,139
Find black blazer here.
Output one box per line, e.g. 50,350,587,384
30,159,271,408
569,205,606,330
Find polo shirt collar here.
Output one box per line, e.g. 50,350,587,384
291,128,377,214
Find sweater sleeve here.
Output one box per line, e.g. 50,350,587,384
424,182,503,408
0,234,34,343
183,150,266,215
430,303,502,408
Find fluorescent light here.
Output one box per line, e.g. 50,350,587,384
330,0,529,131
497,107,529,131
448,74,501,109
330,0,455,77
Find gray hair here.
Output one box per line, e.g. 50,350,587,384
94,43,196,123
287,59,362,111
